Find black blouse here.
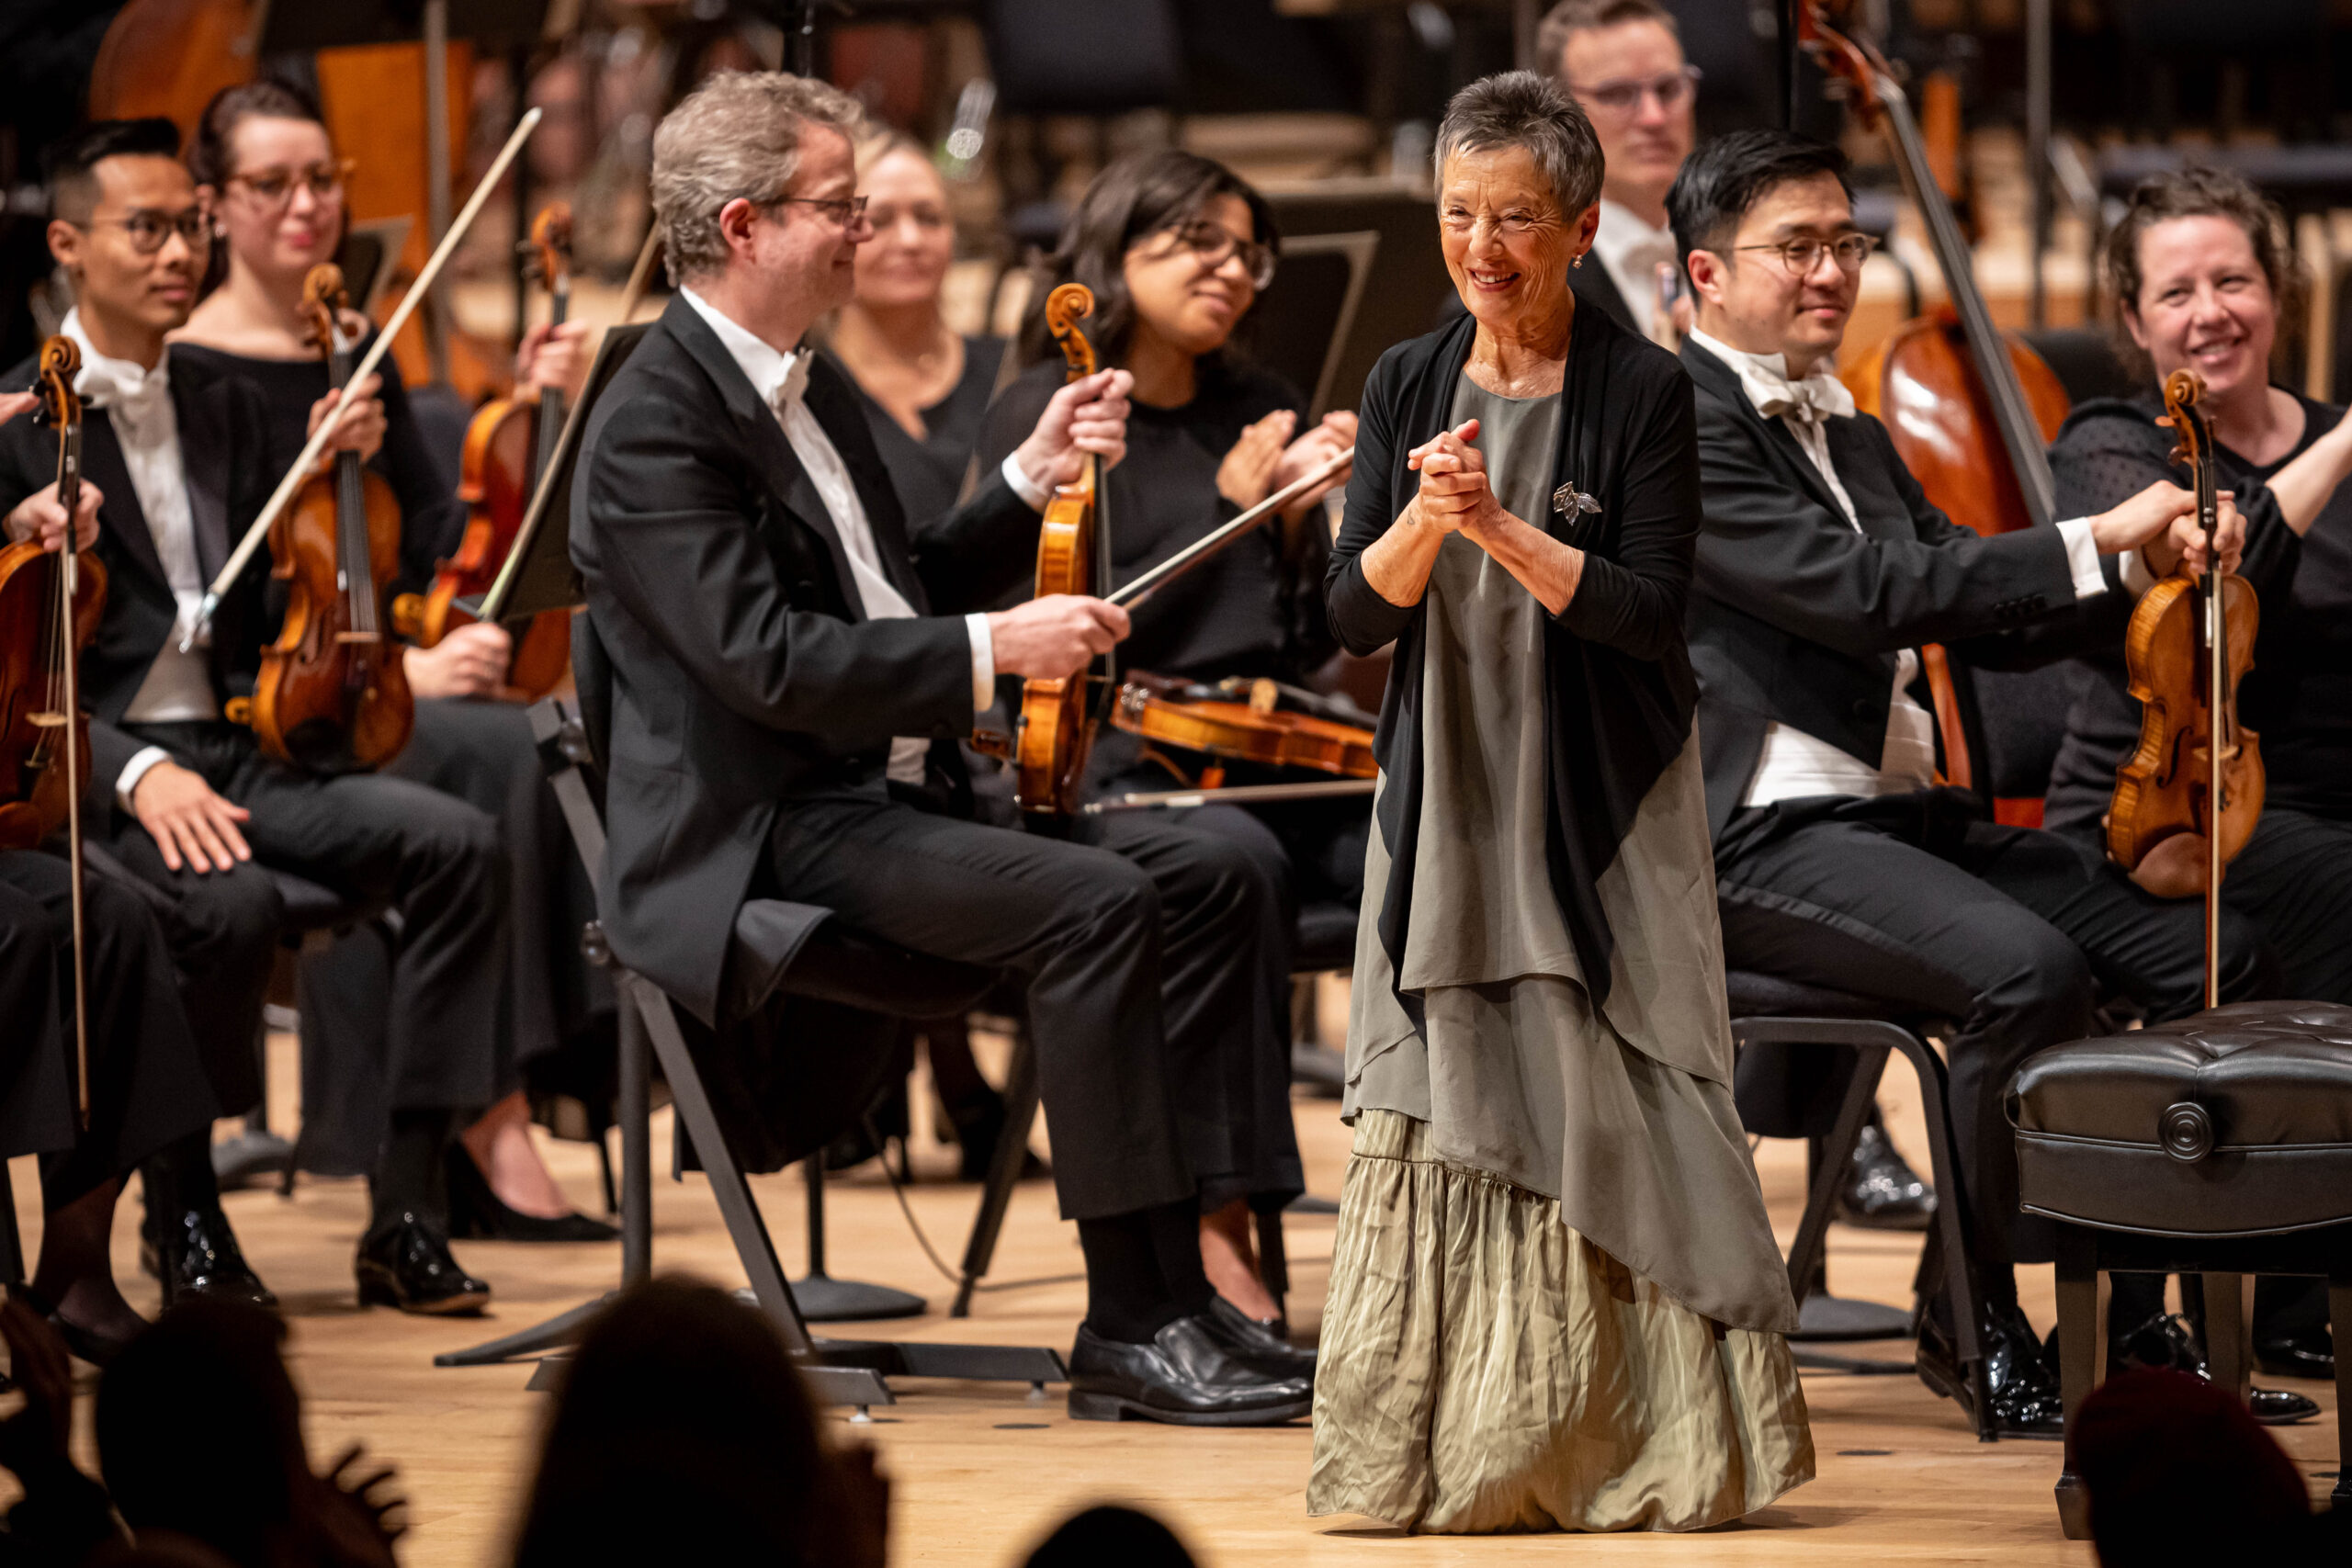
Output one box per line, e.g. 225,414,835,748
2046,390,2352,833
171,333,465,599
828,333,1007,533
975,355,1336,685
1327,304,1701,1009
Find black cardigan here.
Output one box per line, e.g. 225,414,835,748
1325,303,1700,1008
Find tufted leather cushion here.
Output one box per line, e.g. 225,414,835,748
2010,1001,2352,1237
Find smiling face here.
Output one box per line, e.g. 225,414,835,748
1121,191,1260,358
49,153,205,344
1559,19,1693,218
751,122,869,318
1439,144,1594,337
1685,170,1857,370
211,114,345,283
2124,214,2278,403
853,144,954,310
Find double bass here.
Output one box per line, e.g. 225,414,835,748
0,338,105,1121
242,265,413,773
391,202,577,699
1801,3,2072,804
2107,372,2264,1000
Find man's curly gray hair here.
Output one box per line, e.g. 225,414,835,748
651,71,867,285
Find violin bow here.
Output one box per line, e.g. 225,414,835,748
1106,444,1354,611
35,338,90,1126
184,107,546,652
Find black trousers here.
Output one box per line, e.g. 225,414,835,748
764,784,1272,1223
294,698,608,1174
110,722,509,1134
1714,789,2264,1292
0,851,218,1208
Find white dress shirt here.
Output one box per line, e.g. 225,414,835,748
1686,329,2109,806
1590,199,1680,348
59,311,219,810
679,288,1021,785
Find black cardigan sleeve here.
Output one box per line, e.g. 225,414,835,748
1556,364,1696,662
1323,346,1417,654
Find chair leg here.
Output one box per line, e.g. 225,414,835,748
2053,1224,2098,1539
2331,1276,2352,1507
617,991,651,1288
1887,1029,1996,1439
2200,1270,2249,1403
1255,1207,1288,1316
1782,1043,1884,1309
951,1019,1039,1318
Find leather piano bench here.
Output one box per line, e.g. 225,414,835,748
2009,1001,2352,1535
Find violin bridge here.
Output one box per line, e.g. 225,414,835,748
28,710,66,728
334,631,383,645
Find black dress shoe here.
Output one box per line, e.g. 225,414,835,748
153,1205,277,1309
1835,1119,1936,1231
2255,1327,2335,1382
1201,1295,1317,1382
355,1213,492,1315
2248,1388,2321,1426
1917,1303,2064,1439
1068,1316,1314,1426
15,1288,140,1368
446,1149,619,1244
2065,1313,2321,1427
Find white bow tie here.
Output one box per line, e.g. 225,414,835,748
77,354,171,426
1733,355,1854,430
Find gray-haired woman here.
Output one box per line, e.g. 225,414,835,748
1308,72,1812,1532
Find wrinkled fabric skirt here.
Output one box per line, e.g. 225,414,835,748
1308,1110,1814,1534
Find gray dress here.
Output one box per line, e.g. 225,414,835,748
1310,375,1811,1535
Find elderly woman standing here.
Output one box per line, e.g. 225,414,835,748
1308,73,1811,1533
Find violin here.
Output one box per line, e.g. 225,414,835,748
1801,4,2072,806
243,265,414,773
2107,371,2264,998
1114,674,1374,787
392,201,576,699
1000,283,1113,817
0,338,104,1121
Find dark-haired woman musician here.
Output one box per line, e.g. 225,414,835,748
2047,164,2345,1384
168,80,613,1243
976,150,1355,1322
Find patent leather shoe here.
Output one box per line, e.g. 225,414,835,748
355,1213,491,1315
1835,1119,1936,1231
2255,1327,2335,1382
152,1205,276,1309
1068,1315,1313,1426
1916,1303,2064,1439
1201,1295,1317,1382
2102,1313,2321,1425
14,1288,138,1369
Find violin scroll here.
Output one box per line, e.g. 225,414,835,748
300,264,350,358
528,201,573,296
1044,283,1099,382
33,337,81,435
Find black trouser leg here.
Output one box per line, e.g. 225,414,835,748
372,1106,457,1233
763,792,1193,1224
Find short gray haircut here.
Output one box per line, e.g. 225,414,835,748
1432,71,1604,217
650,71,866,284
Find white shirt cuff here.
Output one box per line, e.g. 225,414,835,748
2119,544,2159,599
2056,516,2108,600
965,612,996,711
1001,452,1053,513
117,745,172,813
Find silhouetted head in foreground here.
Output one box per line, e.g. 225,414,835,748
1024,1504,1198,1568
2073,1369,2312,1563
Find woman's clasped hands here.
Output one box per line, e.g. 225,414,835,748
1408,418,1510,538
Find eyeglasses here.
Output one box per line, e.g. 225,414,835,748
71,209,209,256
774,193,870,230
225,160,354,209
1566,64,1701,117
1734,232,1878,276
1155,220,1277,290
1439,208,1548,239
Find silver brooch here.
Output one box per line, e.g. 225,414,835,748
1553,481,1602,520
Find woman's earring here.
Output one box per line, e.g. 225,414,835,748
1573,254,1585,269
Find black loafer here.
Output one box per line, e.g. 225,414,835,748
2254,1328,2335,1382
356,1212,492,1315
1835,1119,1936,1231
15,1287,140,1368
1201,1295,1317,1382
1917,1303,2064,1439
446,1148,620,1245
154,1205,277,1310
1068,1316,1313,1427
2249,1387,2321,1425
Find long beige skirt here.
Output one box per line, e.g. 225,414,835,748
1307,1111,1815,1534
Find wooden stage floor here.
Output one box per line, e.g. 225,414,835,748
12,1037,2340,1567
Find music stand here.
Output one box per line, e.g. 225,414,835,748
1250,230,1378,423
1263,179,1453,417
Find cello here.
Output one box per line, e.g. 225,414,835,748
241,265,414,773
0,338,105,1122
1800,4,2073,807
391,202,577,699
2106,372,2264,998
